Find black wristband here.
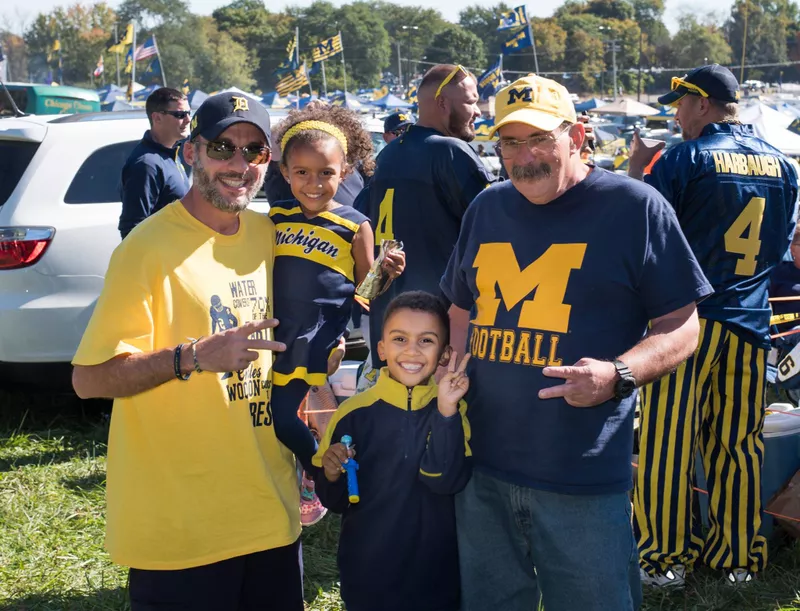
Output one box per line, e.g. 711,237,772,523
174,344,191,381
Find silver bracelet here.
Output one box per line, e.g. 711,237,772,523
188,337,204,374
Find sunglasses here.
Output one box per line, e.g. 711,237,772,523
670,77,709,100
435,65,470,98
204,139,270,165
159,110,191,120
391,125,410,137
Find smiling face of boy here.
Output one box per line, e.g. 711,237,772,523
377,308,451,388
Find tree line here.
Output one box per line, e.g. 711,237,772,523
1,0,798,96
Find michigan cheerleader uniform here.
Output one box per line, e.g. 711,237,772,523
269,200,369,469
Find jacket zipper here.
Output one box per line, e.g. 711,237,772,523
405,387,412,460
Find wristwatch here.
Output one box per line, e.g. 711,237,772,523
613,359,637,400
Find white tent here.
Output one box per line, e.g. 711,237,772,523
588,98,658,116
739,102,800,156
214,86,264,103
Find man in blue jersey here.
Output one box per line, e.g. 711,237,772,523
628,65,799,587
442,74,712,611
363,64,495,370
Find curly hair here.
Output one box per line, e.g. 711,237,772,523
273,104,375,177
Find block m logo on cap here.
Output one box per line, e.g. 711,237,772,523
508,87,533,105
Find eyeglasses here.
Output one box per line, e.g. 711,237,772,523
496,124,571,158
203,139,270,164
670,76,709,100
435,65,470,98
159,110,192,120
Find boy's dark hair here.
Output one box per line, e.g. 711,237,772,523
382,291,451,347
145,87,187,124
273,104,375,177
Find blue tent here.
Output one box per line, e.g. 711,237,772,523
474,117,495,141
649,105,677,120
133,84,161,101
372,93,412,110
262,91,289,108
331,92,374,111
101,99,137,112
96,84,127,104
188,90,209,109
575,97,606,112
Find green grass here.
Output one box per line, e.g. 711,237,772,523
2,387,800,610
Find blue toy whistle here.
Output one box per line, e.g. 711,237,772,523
340,434,360,504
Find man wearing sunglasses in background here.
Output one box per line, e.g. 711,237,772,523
362,64,495,379
442,74,710,611
72,93,304,611
382,111,413,144
628,65,798,587
118,87,192,239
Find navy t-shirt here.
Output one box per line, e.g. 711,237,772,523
365,125,495,366
769,261,800,318
441,169,712,494
646,123,798,346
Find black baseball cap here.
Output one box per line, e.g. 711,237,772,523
190,93,272,146
383,112,414,133
658,64,740,106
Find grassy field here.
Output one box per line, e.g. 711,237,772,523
2,387,800,611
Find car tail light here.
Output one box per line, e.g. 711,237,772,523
0,227,55,270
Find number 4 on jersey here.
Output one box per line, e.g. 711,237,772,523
724,196,765,277
375,189,395,244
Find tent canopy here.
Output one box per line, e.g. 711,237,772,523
133,84,161,101
372,93,412,110
331,91,374,111
649,106,676,120
575,97,606,112
188,90,208,109
589,98,658,116
262,91,289,108
740,102,800,156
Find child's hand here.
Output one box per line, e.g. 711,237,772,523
438,352,470,417
322,442,355,483
382,250,406,279
327,336,346,375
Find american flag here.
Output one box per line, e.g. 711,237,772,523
134,36,158,61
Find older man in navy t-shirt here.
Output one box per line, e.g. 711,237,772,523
441,75,712,611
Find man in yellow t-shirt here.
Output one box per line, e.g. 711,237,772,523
72,93,303,611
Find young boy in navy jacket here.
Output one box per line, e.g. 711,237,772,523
313,291,472,611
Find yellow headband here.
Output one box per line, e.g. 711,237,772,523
280,120,349,156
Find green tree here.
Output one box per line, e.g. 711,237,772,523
424,24,486,68
727,0,797,82
586,0,634,22
531,18,567,73
1,31,29,83
671,14,732,68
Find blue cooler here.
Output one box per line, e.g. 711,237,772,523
695,403,800,540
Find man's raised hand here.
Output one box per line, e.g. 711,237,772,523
192,318,285,373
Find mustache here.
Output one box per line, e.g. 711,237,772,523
511,162,552,181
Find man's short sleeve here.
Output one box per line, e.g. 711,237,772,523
72,241,154,366
638,194,713,320
440,203,478,310
436,142,494,219
119,161,162,237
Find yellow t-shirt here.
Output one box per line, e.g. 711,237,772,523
73,201,300,570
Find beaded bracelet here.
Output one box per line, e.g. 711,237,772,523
173,344,191,381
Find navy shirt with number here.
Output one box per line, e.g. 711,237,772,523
646,123,798,347
365,125,495,366
441,170,712,494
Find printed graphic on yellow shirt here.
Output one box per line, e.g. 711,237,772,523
469,242,586,368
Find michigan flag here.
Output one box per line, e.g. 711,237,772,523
477,58,503,100
276,62,309,96
312,34,343,63
498,6,528,31
406,84,418,105
108,24,133,54
286,35,297,60
182,78,190,95
143,57,162,80
124,48,133,74
47,39,60,62
501,27,532,55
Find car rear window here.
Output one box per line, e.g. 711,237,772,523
0,90,28,117
64,141,138,204
0,141,40,207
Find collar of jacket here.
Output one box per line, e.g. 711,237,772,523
375,367,438,411
143,129,181,155
701,122,755,138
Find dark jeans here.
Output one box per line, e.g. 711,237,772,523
129,539,303,611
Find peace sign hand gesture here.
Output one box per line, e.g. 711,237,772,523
438,352,471,417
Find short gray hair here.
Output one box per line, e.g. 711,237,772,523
709,98,739,123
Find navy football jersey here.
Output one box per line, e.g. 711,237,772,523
646,123,798,346
269,200,368,385
365,125,495,366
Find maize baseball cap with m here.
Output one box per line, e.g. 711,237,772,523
190,92,272,147
489,74,577,137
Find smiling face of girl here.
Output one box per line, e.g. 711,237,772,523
280,135,346,215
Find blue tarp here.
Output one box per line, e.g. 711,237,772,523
575,97,606,112
371,93,412,110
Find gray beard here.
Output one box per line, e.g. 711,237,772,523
193,158,264,213
511,162,552,182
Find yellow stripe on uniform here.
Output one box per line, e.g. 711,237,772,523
318,210,361,233
272,367,328,388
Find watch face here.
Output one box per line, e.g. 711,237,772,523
619,378,636,397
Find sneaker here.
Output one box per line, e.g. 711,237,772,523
724,568,755,586
300,472,327,527
640,564,686,589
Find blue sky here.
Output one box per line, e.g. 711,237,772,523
2,0,734,35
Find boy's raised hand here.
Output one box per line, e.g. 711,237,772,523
322,442,355,483
438,352,471,417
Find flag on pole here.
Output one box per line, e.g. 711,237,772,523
286,35,296,60
143,57,162,80
134,36,158,61
182,78,190,95
501,28,533,55
406,84,418,105
108,24,133,53
124,47,133,74
312,33,343,63
498,6,528,31
276,62,309,96
477,58,503,100
47,39,60,62
93,55,104,78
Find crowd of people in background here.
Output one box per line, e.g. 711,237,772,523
73,59,799,610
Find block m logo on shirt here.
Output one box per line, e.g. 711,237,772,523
472,243,586,332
